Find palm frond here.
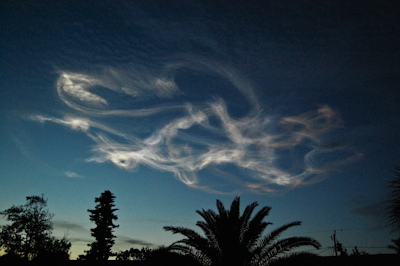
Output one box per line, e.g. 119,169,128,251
256,221,302,252
261,236,321,259
387,237,400,254
229,197,241,223
266,251,319,266
168,243,194,254
387,165,400,232
216,200,228,221
239,202,259,238
168,243,212,265
164,225,221,262
163,226,203,240
243,206,272,248
196,209,217,225
196,221,218,247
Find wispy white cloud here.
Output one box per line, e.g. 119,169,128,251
65,171,84,178
58,72,108,106
30,57,361,194
31,115,91,132
57,66,179,113
30,115,130,139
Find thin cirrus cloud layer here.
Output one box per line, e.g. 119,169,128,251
30,57,360,194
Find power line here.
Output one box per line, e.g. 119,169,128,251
316,247,331,255
282,229,332,236
281,226,387,236
337,226,386,232
343,246,389,249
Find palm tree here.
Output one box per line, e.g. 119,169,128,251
387,165,400,233
164,197,321,266
388,238,400,254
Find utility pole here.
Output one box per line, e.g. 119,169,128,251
331,230,337,256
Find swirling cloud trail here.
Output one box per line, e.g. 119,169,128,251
31,58,360,194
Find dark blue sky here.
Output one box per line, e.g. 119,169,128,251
1,0,399,258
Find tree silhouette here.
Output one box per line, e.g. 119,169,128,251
336,241,348,256
164,197,321,266
351,246,360,256
387,165,400,233
0,195,70,261
115,246,201,265
81,190,119,261
116,247,145,261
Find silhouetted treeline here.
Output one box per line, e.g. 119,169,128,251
1,182,400,265
0,195,71,262
1,254,398,266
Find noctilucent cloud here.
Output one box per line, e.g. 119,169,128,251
1,0,399,259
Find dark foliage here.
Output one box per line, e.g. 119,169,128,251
0,195,70,261
34,236,72,262
388,237,400,254
116,247,149,261
80,190,119,261
336,241,348,256
387,165,400,233
143,246,202,266
115,246,201,265
351,246,369,256
164,197,321,266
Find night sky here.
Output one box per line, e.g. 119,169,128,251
1,0,400,259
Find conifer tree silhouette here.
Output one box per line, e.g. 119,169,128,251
82,190,119,260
